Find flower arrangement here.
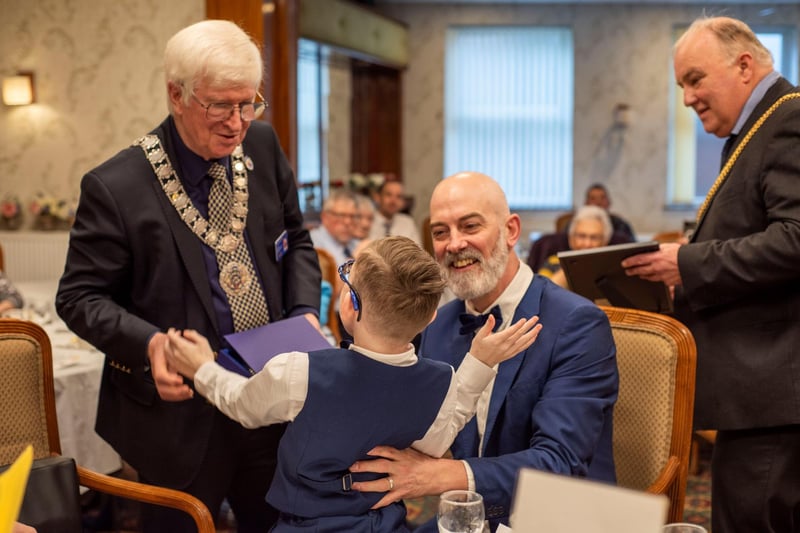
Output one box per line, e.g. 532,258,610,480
29,192,76,231
345,172,388,197
0,195,23,230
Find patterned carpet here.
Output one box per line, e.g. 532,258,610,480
683,441,713,531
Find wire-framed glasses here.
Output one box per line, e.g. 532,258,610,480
192,91,268,122
338,259,362,321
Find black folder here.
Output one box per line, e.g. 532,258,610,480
557,241,673,313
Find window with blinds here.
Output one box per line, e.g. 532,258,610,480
444,26,574,210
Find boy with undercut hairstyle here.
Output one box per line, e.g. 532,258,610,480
166,236,541,532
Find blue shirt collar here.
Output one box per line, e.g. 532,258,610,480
731,70,781,135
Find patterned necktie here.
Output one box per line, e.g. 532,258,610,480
458,305,503,336
207,162,270,331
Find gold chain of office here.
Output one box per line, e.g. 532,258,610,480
696,92,800,223
134,134,249,254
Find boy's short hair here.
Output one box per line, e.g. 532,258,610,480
353,236,446,342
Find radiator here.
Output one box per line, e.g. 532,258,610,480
0,231,71,282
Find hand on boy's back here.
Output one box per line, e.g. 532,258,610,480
468,315,542,367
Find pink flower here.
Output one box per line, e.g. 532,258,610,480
1,198,20,219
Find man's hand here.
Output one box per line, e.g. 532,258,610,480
350,446,468,509
148,331,193,401
621,242,683,287
165,328,215,380
12,522,37,533
470,315,542,367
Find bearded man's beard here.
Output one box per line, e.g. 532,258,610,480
441,230,509,302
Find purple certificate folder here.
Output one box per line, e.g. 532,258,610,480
218,316,333,377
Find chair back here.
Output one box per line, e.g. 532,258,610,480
652,231,685,243
601,306,696,523
0,318,216,532
555,211,574,233
315,248,341,343
0,319,61,464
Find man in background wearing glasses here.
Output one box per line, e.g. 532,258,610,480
56,19,321,532
309,189,360,267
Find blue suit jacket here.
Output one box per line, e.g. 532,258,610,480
419,274,618,530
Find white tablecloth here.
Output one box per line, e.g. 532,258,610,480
12,281,122,475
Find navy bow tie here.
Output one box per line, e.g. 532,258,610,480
458,305,503,336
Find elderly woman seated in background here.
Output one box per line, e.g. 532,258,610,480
538,205,612,288
0,270,23,315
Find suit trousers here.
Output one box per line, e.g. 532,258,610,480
711,424,800,533
139,409,285,532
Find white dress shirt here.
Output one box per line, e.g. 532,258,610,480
194,343,497,458
309,225,354,267
459,258,534,489
369,212,422,245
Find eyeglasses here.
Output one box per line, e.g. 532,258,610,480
327,211,361,221
192,91,268,122
338,259,362,321
571,232,604,243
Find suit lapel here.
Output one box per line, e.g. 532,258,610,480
693,78,794,240
150,126,219,331
241,155,277,318
481,277,544,456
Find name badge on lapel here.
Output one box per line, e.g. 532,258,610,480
274,230,289,261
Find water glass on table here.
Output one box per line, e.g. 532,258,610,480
662,523,708,533
437,489,484,533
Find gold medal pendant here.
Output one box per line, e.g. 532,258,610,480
218,234,240,253
219,261,252,297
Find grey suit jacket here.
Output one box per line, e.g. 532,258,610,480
675,77,800,430
56,117,320,486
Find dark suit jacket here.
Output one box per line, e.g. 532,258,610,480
419,274,618,529
675,77,800,430
56,118,321,487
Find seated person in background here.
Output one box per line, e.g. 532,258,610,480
352,193,375,258
349,172,618,531
538,205,613,288
165,236,541,532
369,181,422,245
309,190,359,266
0,270,23,314
584,183,635,241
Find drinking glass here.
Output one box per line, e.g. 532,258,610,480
437,490,484,533
662,523,708,533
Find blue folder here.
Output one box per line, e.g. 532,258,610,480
217,316,333,377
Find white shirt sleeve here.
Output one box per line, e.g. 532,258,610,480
193,351,309,428
410,353,497,457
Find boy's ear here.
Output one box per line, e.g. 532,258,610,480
427,309,438,327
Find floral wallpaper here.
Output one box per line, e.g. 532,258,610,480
0,0,204,229
2,0,799,241
377,2,800,241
